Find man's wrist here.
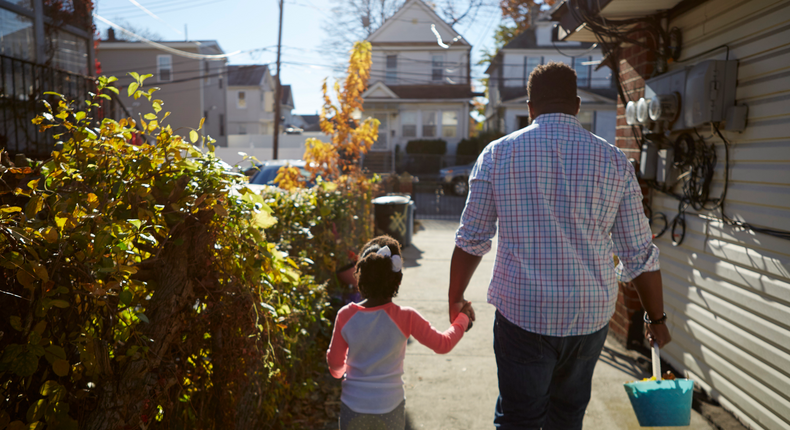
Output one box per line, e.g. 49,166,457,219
644,312,667,325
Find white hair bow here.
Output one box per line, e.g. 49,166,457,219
376,245,403,272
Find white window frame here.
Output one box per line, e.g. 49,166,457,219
432,55,444,82
401,111,418,138
237,91,247,109
422,110,437,137
386,55,397,84
157,55,172,82
441,110,458,138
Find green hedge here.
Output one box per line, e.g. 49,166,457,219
405,139,447,155
0,76,372,430
456,130,505,157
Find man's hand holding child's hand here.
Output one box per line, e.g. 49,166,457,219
460,301,475,332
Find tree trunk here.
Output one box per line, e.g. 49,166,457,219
84,213,213,430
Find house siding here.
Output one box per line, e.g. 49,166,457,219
650,1,790,429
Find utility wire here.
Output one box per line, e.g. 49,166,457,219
96,14,244,60
125,0,185,37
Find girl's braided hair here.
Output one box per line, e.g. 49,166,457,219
355,236,403,300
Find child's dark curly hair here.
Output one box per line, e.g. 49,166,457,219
355,236,403,300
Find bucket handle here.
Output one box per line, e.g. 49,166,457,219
652,343,662,381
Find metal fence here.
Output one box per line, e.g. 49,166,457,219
1,54,126,160
397,153,477,177
412,180,467,220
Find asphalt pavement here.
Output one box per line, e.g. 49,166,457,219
394,219,715,430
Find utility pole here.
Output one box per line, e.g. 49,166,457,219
273,0,284,160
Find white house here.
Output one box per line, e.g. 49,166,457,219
361,0,476,172
484,12,617,144
226,65,295,136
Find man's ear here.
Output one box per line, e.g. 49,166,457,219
528,101,536,119
575,97,581,115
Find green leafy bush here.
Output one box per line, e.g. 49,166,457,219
456,130,505,157
0,74,369,429
405,139,447,155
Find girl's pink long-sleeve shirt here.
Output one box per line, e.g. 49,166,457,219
326,301,469,414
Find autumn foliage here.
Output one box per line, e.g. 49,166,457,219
0,62,369,429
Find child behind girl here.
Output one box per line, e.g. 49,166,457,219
326,236,473,430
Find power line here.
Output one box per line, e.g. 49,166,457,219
96,14,246,60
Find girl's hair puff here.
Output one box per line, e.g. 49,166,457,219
355,236,403,300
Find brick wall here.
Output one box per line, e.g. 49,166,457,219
609,30,655,349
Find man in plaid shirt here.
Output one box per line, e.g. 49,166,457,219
448,62,671,429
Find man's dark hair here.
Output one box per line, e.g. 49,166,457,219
527,61,578,111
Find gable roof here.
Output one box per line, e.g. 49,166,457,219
499,86,617,104
388,84,473,99
361,81,400,99
368,0,468,47
280,85,294,108
227,65,269,86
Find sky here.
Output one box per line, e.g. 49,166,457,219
93,0,504,115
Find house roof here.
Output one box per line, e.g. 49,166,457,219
371,84,474,100
499,86,617,103
227,65,269,86
280,85,293,107
367,0,469,47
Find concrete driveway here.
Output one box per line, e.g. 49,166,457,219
396,219,715,430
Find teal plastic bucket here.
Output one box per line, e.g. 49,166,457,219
623,379,694,427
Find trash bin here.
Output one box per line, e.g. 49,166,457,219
372,194,414,247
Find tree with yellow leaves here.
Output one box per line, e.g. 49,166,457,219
275,41,379,189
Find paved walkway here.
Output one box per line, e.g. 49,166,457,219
396,219,714,430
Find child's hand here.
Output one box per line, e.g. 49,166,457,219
460,301,475,332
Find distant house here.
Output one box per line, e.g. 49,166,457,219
98,36,228,147
484,11,617,144
362,0,476,172
226,65,295,136
1,0,97,158
293,114,321,132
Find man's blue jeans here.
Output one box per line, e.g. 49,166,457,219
493,311,609,430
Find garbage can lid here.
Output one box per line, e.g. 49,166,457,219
372,195,411,205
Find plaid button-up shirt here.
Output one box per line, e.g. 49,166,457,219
456,113,659,337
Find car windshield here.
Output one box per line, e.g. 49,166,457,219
250,164,312,186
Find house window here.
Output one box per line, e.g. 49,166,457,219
432,55,443,82
239,124,247,135
386,55,397,84
219,114,225,136
264,92,274,112
237,91,246,109
219,77,223,89
402,111,417,137
204,61,210,84
157,55,172,82
578,110,593,131
373,113,388,149
441,111,457,138
204,110,209,125
422,111,437,137
574,56,591,87
526,57,541,85
0,10,35,61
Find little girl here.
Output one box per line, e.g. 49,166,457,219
327,236,473,430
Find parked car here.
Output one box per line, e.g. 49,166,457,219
439,163,474,196
284,124,303,135
248,159,314,189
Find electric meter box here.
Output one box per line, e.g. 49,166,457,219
644,67,688,130
644,60,737,131
684,60,737,127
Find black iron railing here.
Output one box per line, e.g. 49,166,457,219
1,54,126,160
